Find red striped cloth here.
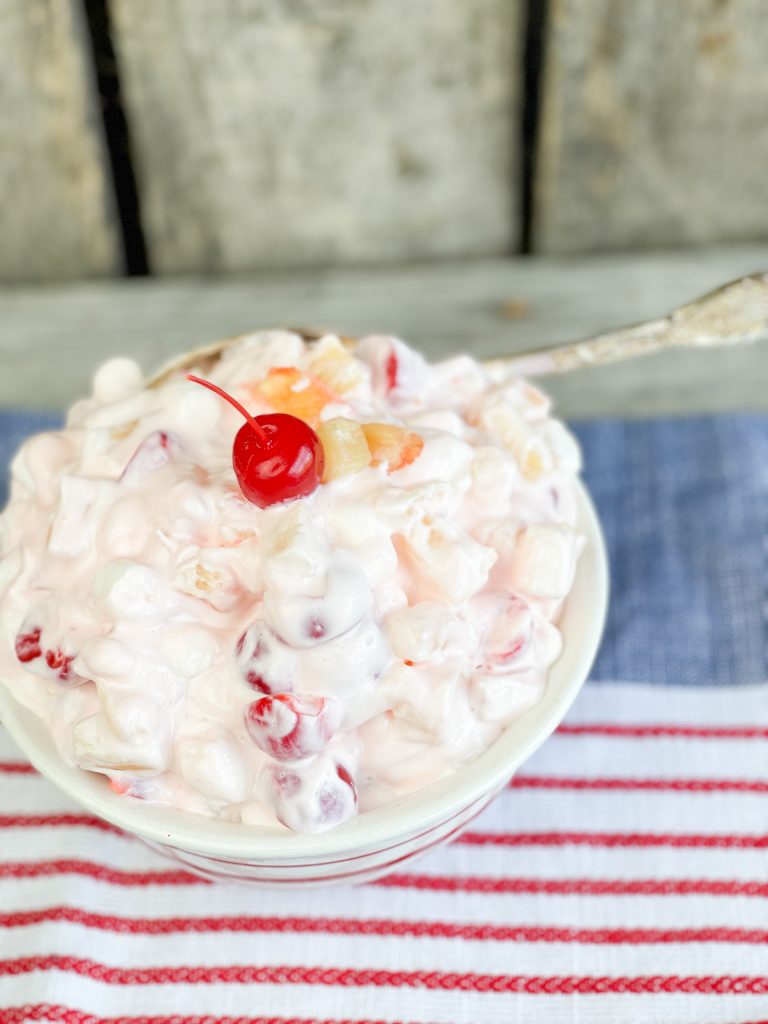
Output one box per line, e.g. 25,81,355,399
1,683,767,1024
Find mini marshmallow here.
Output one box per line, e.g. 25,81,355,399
92,560,181,621
176,730,251,804
400,516,497,604
49,477,116,558
509,524,583,600
385,602,469,664
92,358,144,404
73,709,169,774
469,673,544,723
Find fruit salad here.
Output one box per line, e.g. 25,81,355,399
0,331,584,834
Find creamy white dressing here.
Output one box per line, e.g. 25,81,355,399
0,332,584,833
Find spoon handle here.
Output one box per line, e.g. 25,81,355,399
488,272,768,377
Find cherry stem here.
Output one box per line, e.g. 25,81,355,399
187,375,268,443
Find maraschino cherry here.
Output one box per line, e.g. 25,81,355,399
187,375,324,508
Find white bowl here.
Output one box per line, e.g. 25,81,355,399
0,481,608,887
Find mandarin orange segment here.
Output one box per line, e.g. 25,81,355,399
361,422,424,473
250,367,335,426
317,417,371,482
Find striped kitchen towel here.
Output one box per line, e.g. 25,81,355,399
1,684,768,1024
1,412,767,1024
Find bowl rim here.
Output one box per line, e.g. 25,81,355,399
0,479,608,861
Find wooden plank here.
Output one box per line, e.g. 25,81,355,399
109,0,520,273
0,247,767,418
535,0,768,253
0,0,119,281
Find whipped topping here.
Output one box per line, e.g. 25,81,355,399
0,332,584,833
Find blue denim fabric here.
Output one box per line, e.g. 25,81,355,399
574,417,768,686
1,411,765,687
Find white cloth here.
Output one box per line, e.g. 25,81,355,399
1,682,767,1024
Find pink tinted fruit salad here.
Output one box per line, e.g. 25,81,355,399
0,332,583,834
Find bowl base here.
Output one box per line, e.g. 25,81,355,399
137,786,501,887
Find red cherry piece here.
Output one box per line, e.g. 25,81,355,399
305,617,326,641
45,648,76,682
385,351,398,392
235,623,294,695
120,430,181,483
273,768,302,798
187,376,324,509
318,764,357,825
14,623,81,685
335,762,356,794
15,628,42,663
108,777,146,799
271,757,357,833
233,415,324,509
244,692,339,761
245,672,271,695
482,597,534,672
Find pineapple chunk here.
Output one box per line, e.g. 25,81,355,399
509,524,582,599
362,422,424,473
307,336,365,396
518,434,554,481
317,417,371,482
110,419,138,441
250,367,335,426
522,382,551,415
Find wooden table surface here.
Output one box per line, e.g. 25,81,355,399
2,245,767,419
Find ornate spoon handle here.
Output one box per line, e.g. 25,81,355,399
488,272,768,377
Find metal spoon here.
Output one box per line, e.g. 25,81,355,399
149,271,768,388
486,271,768,377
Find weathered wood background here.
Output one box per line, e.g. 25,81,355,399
4,246,768,417
1,0,119,281
110,0,520,273
535,0,768,252
4,0,768,280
